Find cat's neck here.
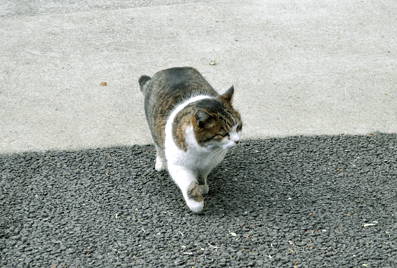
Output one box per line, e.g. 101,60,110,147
165,95,212,146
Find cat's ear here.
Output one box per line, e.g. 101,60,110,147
194,109,212,128
218,85,234,104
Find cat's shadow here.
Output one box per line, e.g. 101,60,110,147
152,142,291,217
200,157,278,217
140,134,395,218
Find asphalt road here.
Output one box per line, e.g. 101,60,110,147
1,134,396,267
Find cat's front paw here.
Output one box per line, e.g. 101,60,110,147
199,184,209,195
186,182,204,213
186,198,204,213
155,158,166,171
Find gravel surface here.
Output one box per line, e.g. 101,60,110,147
1,134,396,267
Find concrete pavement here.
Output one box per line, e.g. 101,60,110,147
1,0,396,154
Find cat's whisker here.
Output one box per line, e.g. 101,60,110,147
208,147,225,162
207,148,221,160
215,150,225,162
206,148,217,159
207,147,221,160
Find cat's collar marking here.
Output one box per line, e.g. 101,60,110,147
165,95,213,149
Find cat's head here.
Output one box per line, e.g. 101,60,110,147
193,86,242,150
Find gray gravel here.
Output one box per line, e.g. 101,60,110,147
1,134,396,267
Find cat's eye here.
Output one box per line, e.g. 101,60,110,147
221,133,230,137
237,124,242,132
205,135,216,142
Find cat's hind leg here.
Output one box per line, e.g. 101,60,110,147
155,154,166,171
197,169,211,195
197,176,209,195
168,165,204,213
154,145,166,171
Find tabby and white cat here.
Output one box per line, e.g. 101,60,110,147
139,67,242,213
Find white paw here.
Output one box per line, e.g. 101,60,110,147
185,181,204,213
155,158,166,171
186,198,204,213
199,185,209,195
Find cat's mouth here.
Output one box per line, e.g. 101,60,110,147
222,141,239,150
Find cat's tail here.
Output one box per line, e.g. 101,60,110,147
138,75,151,95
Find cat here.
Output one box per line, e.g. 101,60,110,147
139,67,242,213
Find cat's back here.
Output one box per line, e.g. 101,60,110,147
145,67,217,105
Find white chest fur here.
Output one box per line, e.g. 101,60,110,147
162,95,240,213
164,95,225,213
164,95,223,170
